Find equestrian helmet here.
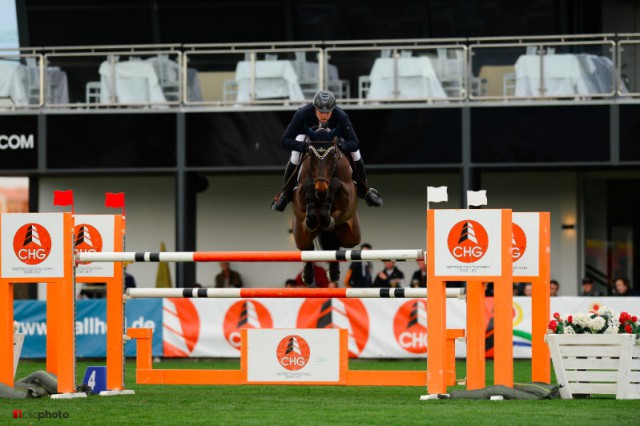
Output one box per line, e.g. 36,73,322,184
313,90,336,113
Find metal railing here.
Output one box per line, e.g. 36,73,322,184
0,34,639,110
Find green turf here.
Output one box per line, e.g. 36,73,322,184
5,359,639,425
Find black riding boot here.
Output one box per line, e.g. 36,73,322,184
353,159,383,207
271,161,297,212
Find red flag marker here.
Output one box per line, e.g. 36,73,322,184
105,192,125,215
53,190,74,213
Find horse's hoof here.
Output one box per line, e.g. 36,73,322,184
304,218,319,232
321,216,335,231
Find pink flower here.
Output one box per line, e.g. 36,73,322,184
553,312,561,320
548,320,557,332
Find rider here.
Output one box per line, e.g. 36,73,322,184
271,89,383,212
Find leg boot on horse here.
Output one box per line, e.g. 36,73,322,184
303,262,316,287
271,161,297,212
353,159,383,207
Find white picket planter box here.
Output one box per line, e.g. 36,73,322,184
545,334,640,399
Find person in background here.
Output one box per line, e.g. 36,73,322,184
410,258,426,288
344,242,373,288
124,263,137,290
613,277,634,296
522,283,532,296
580,276,603,296
373,260,404,288
513,282,523,296
284,278,297,288
78,283,106,299
550,279,560,297
484,282,494,297
327,281,338,288
215,262,244,288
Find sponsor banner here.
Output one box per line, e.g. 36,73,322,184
13,299,163,358
1,213,66,278
124,299,163,357
245,329,342,383
433,210,505,277
163,296,640,359
74,215,115,278
512,213,540,277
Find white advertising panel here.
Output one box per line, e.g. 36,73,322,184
433,209,506,277
246,328,342,383
1,213,66,278
161,296,640,360
512,212,540,277
74,215,115,278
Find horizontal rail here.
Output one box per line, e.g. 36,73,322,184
126,287,465,299
76,249,424,263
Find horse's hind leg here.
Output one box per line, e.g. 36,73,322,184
303,262,316,287
328,262,340,282
317,232,341,283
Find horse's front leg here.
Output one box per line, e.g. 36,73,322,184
319,177,340,231
302,177,319,232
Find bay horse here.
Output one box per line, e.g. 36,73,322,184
291,132,361,286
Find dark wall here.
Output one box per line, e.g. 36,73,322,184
21,0,602,47
3,104,628,173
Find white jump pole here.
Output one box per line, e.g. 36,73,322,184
77,249,424,263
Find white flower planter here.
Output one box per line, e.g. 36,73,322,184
545,334,640,399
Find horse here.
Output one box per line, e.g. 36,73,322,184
291,133,361,286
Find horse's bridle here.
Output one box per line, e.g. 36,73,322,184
307,143,341,187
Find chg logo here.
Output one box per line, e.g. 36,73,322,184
447,220,489,263
163,299,201,357
12,223,52,265
74,224,103,265
511,223,527,262
296,298,369,358
276,335,311,371
393,300,428,354
223,300,273,350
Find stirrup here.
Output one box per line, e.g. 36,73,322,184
271,194,289,212
365,188,383,207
